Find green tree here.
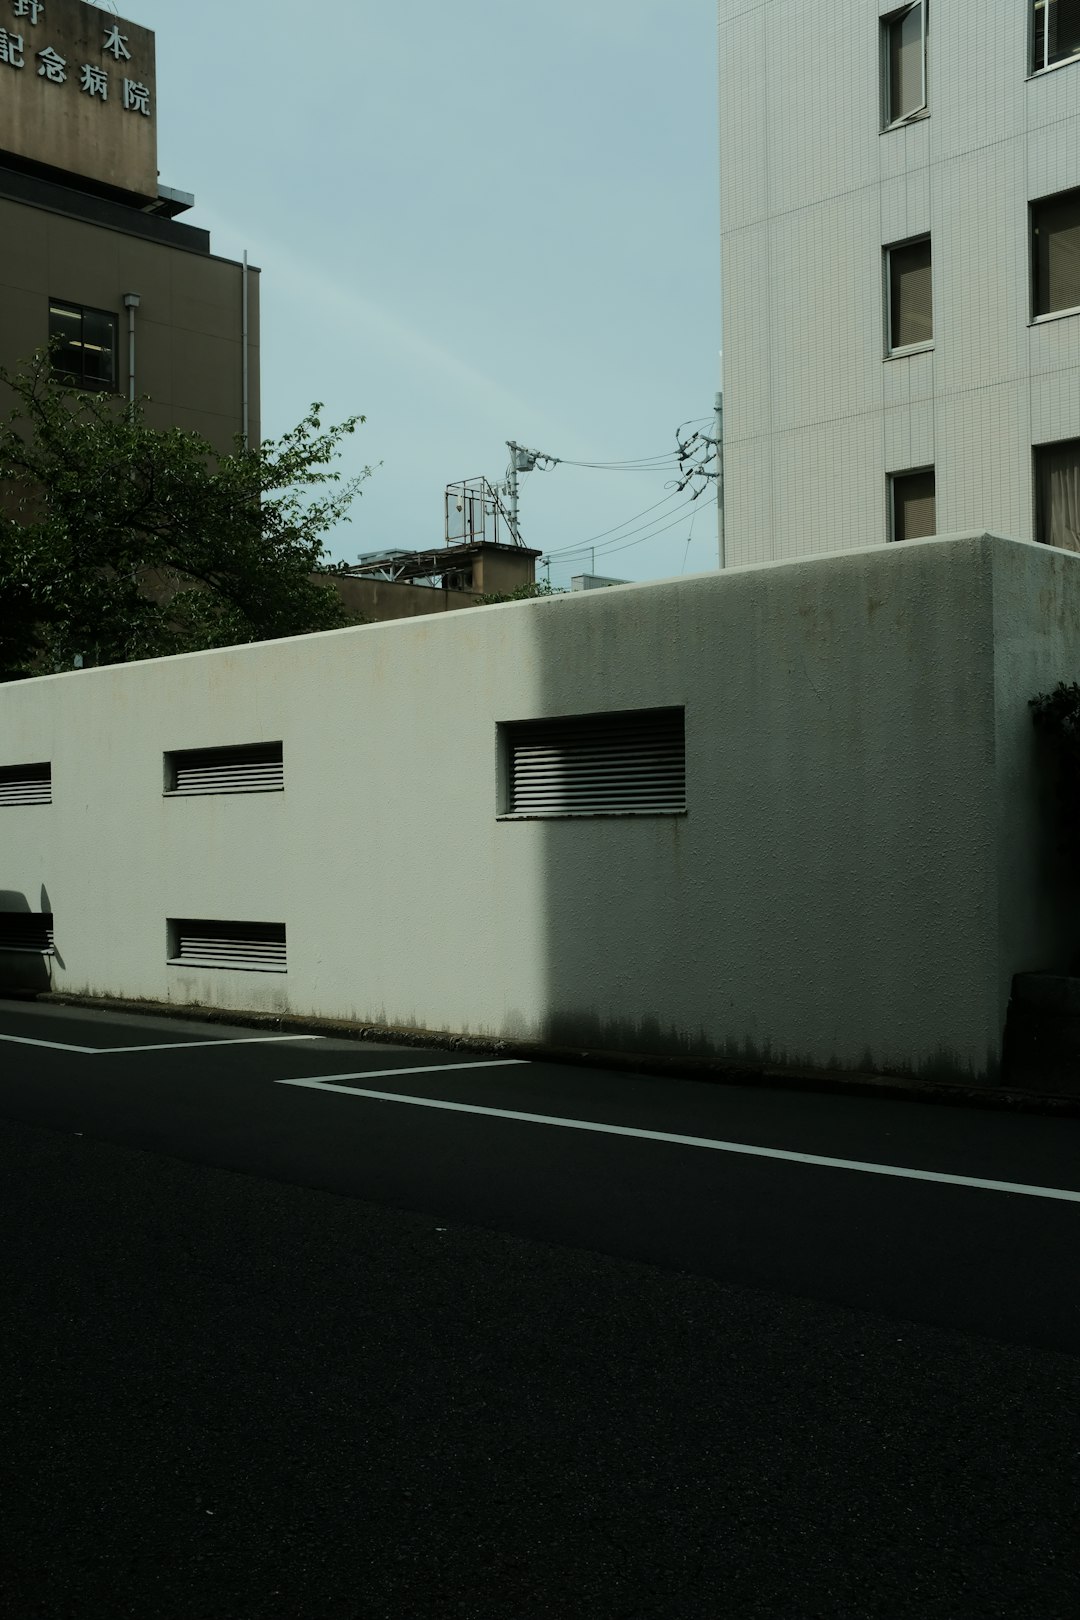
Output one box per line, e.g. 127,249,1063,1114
0,350,373,678
473,579,565,606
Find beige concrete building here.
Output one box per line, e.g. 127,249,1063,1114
719,0,1080,565
0,0,258,450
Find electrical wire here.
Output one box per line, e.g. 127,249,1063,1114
586,498,715,562
554,457,682,472
541,490,700,564
550,496,706,569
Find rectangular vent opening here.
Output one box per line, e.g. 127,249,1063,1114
0,762,52,806
0,912,54,954
167,919,287,973
165,742,284,796
503,707,686,817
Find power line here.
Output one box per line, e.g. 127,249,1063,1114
587,496,713,561
541,490,698,563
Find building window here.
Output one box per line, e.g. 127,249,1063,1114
886,238,933,352
499,708,686,818
48,300,118,392
1032,0,1080,74
890,469,936,542
1036,440,1080,551
1032,189,1080,318
163,742,284,796
882,2,928,126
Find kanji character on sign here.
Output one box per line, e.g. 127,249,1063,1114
80,62,106,100
0,28,24,67
102,23,129,61
123,78,149,115
36,44,65,82
12,0,44,24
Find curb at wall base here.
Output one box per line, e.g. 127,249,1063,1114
25,991,1080,1119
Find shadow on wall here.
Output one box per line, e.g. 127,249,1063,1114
0,889,52,995
517,565,1025,1088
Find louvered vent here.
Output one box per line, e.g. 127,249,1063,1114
0,762,51,806
165,742,284,796
167,919,287,973
0,912,54,953
504,708,686,816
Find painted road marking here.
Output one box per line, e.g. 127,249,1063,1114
282,1059,529,1082
0,1034,98,1053
275,1076,1080,1206
0,1033,325,1055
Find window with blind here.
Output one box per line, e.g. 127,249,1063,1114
167,920,287,973
1036,440,1080,552
0,762,51,806
887,238,933,352
882,2,927,127
0,913,54,954
164,742,284,796
500,708,686,818
1032,189,1080,318
890,469,936,543
1032,0,1080,74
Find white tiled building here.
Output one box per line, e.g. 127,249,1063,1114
718,0,1080,564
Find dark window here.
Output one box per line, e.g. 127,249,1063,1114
0,913,54,954
500,708,686,817
1032,189,1080,317
0,762,51,805
890,470,936,542
883,2,927,126
887,238,933,350
164,742,284,796
48,300,118,391
167,920,287,973
1035,439,1080,551
1033,0,1080,73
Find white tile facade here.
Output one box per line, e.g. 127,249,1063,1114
719,0,1080,563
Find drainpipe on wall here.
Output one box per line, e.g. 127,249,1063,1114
122,292,140,412
241,250,249,446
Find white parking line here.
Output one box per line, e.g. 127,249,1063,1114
276,1076,1080,1206
92,1036,326,1054
0,1033,325,1055
0,1033,97,1053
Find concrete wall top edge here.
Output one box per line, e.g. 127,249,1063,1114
0,531,1054,694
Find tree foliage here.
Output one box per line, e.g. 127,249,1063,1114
0,351,372,678
473,579,565,606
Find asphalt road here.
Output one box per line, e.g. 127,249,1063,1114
2,999,1079,1618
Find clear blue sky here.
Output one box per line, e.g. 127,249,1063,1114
128,0,720,587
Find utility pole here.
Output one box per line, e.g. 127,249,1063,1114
715,387,725,570
506,440,521,543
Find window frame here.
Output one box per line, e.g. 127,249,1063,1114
883,235,934,357
881,1,928,130
1030,187,1080,324
1034,437,1080,550
1030,0,1080,77
888,467,937,544
48,298,119,393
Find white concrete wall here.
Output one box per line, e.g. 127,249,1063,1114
1,534,1077,1084
719,0,1080,564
